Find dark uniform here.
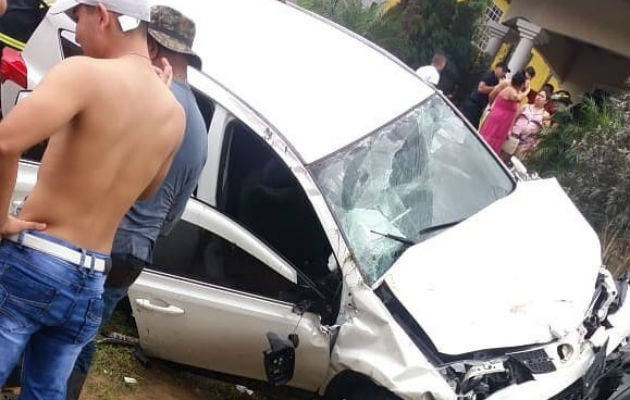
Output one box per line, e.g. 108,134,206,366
0,0,48,51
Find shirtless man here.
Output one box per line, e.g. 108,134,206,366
0,0,184,398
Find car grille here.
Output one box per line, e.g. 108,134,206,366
511,348,557,374
549,379,582,400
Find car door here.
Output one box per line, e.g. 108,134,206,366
128,199,331,391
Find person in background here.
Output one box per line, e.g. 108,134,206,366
540,83,556,114
0,0,48,52
461,62,509,129
479,70,530,156
66,5,208,399
510,87,551,160
416,52,447,86
489,65,536,106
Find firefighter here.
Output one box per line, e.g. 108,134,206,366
0,0,48,51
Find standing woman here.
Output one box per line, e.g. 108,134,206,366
512,88,552,160
479,70,530,156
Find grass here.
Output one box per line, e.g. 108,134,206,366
84,310,276,400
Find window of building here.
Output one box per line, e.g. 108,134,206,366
472,4,505,51
486,4,504,23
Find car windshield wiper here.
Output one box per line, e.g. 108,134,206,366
418,219,465,236
370,230,416,246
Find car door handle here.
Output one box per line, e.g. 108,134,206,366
135,299,184,315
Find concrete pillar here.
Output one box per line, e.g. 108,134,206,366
507,19,542,73
484,20,510,59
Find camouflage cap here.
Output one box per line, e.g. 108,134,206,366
148,5,201,70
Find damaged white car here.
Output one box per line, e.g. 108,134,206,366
4,0,630,399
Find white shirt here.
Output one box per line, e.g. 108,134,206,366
416,65,440,85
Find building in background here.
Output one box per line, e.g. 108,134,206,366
384,0,629,99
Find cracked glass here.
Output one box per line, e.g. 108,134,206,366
311,95,514,284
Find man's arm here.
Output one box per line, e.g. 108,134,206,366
0,57,89,234
159,180,192,236
488,81,508,105
0,0,7,15
477,80,495,94
477,71,498,94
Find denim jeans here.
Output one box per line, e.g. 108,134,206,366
0,232,108,400
67,253,147,400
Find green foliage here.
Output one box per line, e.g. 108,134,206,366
395,0,490,100
298,0,413,60
529,91,630,276
298,0,491,103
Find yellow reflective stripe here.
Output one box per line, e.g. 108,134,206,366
0,32,26,51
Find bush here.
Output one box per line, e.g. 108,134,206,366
298,0,490,103
298,0,413,61
529,90,630,276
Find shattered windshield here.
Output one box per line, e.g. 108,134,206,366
310,95,514,285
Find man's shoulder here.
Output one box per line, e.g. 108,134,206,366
482,70,497,81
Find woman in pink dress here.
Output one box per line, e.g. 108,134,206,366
479,70,530,155
511,89,551,159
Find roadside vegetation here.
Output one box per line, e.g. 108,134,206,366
529,88,630,277
84,311,273,400
298,0,491,105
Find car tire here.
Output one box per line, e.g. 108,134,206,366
338,385,399,400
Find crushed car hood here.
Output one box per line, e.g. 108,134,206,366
382,178,602,356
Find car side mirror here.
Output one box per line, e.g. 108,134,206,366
263,332,296,386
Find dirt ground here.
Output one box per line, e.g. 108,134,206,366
78,311,272,400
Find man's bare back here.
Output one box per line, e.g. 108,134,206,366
12,55,184,252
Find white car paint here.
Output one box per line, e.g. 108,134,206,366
384,178,601,355
134,0,433,164
4,0,630,399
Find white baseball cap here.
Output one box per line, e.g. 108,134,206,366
50,0,151,32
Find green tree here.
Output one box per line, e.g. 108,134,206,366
529,90,630,276
393,0,491,103
298,0,491,104
298,0,413,61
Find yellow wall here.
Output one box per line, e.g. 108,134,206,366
488,0,561,91
384,0,401,11
493,0,509,12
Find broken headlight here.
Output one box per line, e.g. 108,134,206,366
441,356,537,400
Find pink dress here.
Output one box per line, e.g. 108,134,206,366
480,95,518,154
511,105,545,151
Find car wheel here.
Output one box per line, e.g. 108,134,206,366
338,385,399,400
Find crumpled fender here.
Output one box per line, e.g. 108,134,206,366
322,270,455,400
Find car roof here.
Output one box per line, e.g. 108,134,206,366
154,0,434,163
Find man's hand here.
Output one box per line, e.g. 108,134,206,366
0,215,46,236
153,57,173,88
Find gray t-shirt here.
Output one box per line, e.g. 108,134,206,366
112,79,208,262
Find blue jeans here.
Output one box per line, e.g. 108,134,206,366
67,253,147,400
0,232,108,400
72,284,129,374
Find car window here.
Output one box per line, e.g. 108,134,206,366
192,88,214,131
217,121,332,284
151,219,299,302
60,31,82,59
